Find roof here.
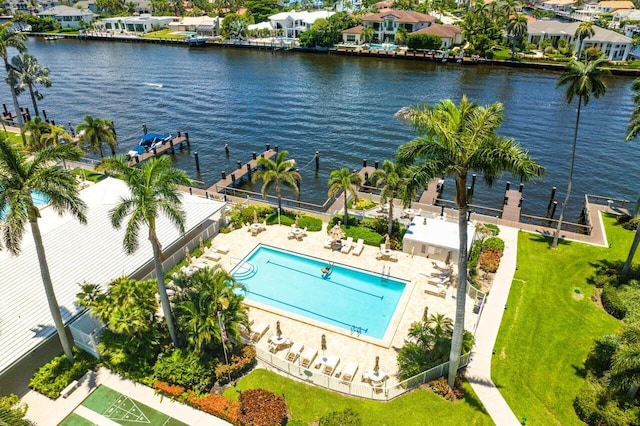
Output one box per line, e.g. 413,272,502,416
361,10,436,24
38,5,94,16
176,16,217,26
248,21,273,31
342,25,363,35
0,177,225,374
598,1,634,9
269,10,334,24
528,21,632,43
403,217,475,252
412,23,461,38
542,0,576,5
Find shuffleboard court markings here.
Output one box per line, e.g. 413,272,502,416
102,394,151,424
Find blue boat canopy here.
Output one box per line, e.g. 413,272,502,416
139,133,171,147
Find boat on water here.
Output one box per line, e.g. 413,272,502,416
186,35,208,46
43,35,64,41
127,133,172,158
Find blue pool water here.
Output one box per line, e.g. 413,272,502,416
0,191,49,220
232,245,407,339
369,43,397,51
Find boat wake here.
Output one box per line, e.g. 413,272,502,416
144,82,163,88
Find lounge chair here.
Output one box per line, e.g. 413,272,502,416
204,250,221,262
351,239,364,256
285,342,304,362
287,231,296,240
324,238,333,249
212,245,230,254
341,237,353,254
269,337,291,353
300,348,318,368
250,322,270,342
323,356,340,376
341,362,358,382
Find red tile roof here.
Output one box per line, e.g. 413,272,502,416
342,25,363,34
362,10,436,24
412,23,461,38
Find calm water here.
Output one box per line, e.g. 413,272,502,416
6,38,639,220
234,245,406,339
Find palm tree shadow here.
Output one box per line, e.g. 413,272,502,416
30,305,75,338
528,233,572,248
572,363,587,379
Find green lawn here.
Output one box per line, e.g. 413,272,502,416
223,369,492,425
492,213,624,425
142,30,186,40
59,413,94,426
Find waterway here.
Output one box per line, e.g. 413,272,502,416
5,38,639,220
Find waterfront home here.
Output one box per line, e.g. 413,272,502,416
267,10,334,38
3,0,29,15
541,0,577,12
341,25,363,44
98,14,174,34
572,1,634,22
411,24,463,48
361,10,436,43
527,21,633,61
612,8,640,30
37,5,95,29
168,16,222,37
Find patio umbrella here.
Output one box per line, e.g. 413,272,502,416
199,236,204,252
374,356,380,375
295,215,300,228
185,246,191,263
276,320,282,338
321,334,327,354
329,224,345,241
253,209,258,224
385,234,391,250
445,250,452,265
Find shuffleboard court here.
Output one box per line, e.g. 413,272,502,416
58,412,97,426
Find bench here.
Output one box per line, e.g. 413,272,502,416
61,380,79,398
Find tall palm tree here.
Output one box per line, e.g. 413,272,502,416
10,53,51,118
251,150,300,212
370,160,416,236
621,197,640,276
552,58,608,249
575,21,595,61
40,123,73,148
0,137,87,362
328,168,362,227
75,115,117,158
97,155,193,347
0,22,27,128
172,265,248,353
610,342,640,398
396,96,544,388
21,116,49,152
622,80,640,276
506,14,527,59
500,0,522,23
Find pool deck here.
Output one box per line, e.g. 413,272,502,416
206,222,479,386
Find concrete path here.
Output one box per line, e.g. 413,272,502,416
23,367,232,425
466,226,522,426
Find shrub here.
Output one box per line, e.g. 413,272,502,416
352,199,376,210
601,283,627,319
428,376,465,401
343,225,385,247
406,33,443,50
329,214,358,227
154,381,186,399
214,345,256,385
153,348,215,394
97,329,159,381
592,270,620,288
623,218,640,231
478,249,502,273
29,348,99,399
573,377,637,426
265,211,323,231
319,408,362,426
482,237,505,252
238,388,288,426
0,394,30,425
190,391,239,424
228,205,275,229
584,334,620,378
485,223,500,235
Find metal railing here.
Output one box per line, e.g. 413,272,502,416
255,346,470,401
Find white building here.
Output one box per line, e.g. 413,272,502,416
99,14,174,34
402,216,476,263
267,10,334,38
168,16,222,37
37,5,95,29
527,20,632,61
361,10,436,43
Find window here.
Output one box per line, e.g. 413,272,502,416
346,35,355,42
421,244,426,254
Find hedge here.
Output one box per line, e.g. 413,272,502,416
482,237,505,252
238,388,288,426
29,349,99,399
601,283,627,319
214,345,256,385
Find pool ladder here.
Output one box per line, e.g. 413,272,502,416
350,325,367,337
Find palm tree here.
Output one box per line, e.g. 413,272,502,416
97,155,193,347
575,21,595,61
172,265,248,352
10,53,51,118
506,14,527,59
396,96,544,388
21,116,49,152
626,78,640,142
0,22,27,128
40,123,73,148
610,342,640,398
552,58,608,249
76,115,117,158
251,150,301,212
370,160,416,236
328,168,362,227
621,197,640,276
363,26,375,44
0,137,87,362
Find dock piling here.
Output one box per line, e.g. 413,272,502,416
504,196,509,205
505,181,511,191
315,151,319,170
550,201,558,218
170,139,175,155
68,121,75,137
363,159,367,168
195,152,201,174
152,146,157,156
221,171,226,180
547,186,557,210
225,144,230,156
236,160,242,169
142,123,147,135
374,160,379,169
274,144,279,153
185,132,189,148
42,109,47,121
266,143,270,151
519,183,524,193
252,151,257,160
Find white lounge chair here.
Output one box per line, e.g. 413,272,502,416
250,322,270,342
285,343,304,362
351,239,364,256
324,238,333,249
341,362,359,382
341,237,353,254
300,348,318,368
204,250,221,262
323,356,340,376
212,245,230,254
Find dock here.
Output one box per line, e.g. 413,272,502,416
419,178,444,205
127,134,188,166
502,188,523,222
206,149,277,194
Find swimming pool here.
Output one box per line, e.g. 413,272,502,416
0,191,49,220
369,43,397,51
232,245,407,340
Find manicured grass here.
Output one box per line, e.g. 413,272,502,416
142,30,186,40
59,412,95,425
224,368,492,425
492,213,624,425
2,130,24,147
82,385,188,425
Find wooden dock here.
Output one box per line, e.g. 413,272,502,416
127,135,188,166
501,189,523,222
419,178,444,205
206,149,277,194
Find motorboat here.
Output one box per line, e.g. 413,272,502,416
139,133,171,150
186,35,208,46
127,145,146,159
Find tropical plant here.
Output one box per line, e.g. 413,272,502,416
328,168,362,228
21,116,50,152
552,58,608,249
40,123,73,148
76,114,117,158
0,137,87,362
0,22,27,129
370,160,416,236
10,53,51,118
97,155,193,347
575,21,595,61
610,341,640,398
363,26,375,43
251,150,300,212
396,96,544,388
506,13,527,59
171,264,249,353
0,394,30,425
